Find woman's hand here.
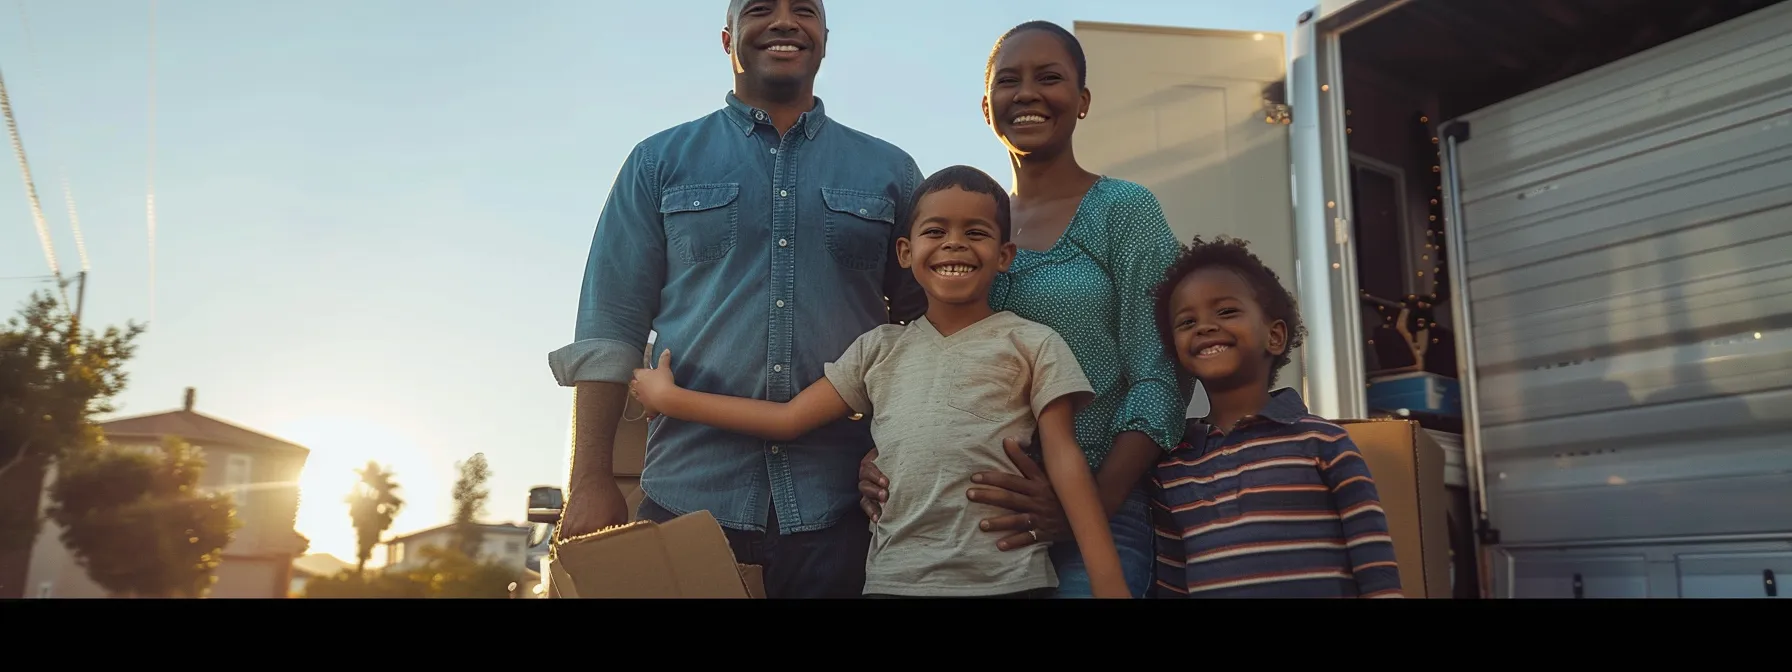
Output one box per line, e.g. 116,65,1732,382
629,350,677,419
970,436,1071,551
858,449,888,522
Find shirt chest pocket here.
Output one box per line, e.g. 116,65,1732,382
661,183,740,265
944,355,1028,424
821,188,896,271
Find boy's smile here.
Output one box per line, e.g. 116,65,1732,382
1167,268,1287,392
899,187,1015,310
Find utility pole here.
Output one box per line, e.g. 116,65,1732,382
72,270,86,325
58,271,86,343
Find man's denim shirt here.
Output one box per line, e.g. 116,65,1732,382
549,94,927,535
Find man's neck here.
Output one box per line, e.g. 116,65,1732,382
1009,147,1095,200
735,83,816,136
924,301,996,338
1202,383,1274,433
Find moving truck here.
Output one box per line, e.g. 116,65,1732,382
1079,0,1791,598
528,0,1792,599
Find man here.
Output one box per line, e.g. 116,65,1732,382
547,0,926,599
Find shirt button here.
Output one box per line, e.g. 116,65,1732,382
776,300,786,308
773,364,783,373
693,200,701,207
769,148,778,155
779,189,788,198
755,110,765,120
770,446,782,454
859,208,867,215
778,238,789,247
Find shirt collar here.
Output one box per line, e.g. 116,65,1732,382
1257,387,1311,425
723,92,829,140
1184,387,1312,443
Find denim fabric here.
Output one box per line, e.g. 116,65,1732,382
1047,484,1156,598
549,93,927,536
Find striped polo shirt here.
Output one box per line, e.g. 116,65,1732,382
1149,389,1404,598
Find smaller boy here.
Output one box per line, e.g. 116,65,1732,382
629,165,1130,599
1148,236,1404,598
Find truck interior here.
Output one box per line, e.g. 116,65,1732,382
1327,0,1787,597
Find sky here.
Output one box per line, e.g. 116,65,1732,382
0,0,1317,565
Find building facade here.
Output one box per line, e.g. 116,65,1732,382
24,388,310,598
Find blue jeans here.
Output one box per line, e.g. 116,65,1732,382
1048,484,1156,598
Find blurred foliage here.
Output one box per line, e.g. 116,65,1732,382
451,452,491,558
0,291,144,552
348,461,402,573
45,436,241,597
300,545,519,599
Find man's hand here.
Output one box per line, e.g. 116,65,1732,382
629,350,676,419
969,436,1070,552
857,448,888,522
557,479,630,540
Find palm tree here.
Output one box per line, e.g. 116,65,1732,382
347,461,403,574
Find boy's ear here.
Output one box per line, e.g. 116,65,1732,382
896,237,914,269
997,240,1017,272
1266,319,1289,357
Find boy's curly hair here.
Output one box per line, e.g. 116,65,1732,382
1151,236,1307,388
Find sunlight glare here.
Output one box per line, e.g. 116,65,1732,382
279,415,452,568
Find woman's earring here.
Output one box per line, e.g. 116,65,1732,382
1078,112,1087,119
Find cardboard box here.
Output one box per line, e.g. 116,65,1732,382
546,510,765,599
1336,418,1452,598
540,343,762,599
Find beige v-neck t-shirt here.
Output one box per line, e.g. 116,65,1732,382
823,311,1094,597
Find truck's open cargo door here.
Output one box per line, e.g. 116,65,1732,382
1072,21,1299,418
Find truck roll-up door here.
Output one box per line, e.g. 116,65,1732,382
1072,22,1303,419
1443,1,1792,549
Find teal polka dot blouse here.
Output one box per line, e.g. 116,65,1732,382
990,176,1192,471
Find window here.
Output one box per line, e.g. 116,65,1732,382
1347,156,1415,301
121,444,160,456
225,453,253,518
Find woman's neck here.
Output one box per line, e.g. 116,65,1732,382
1009,146,1096,199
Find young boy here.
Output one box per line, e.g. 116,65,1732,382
1148,236,1404,598
629,165,1129,599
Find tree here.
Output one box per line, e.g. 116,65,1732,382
347,462,402,574
0,292,144,559
43,436,241,597
450,452,490,558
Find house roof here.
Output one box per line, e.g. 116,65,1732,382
387,521,530,544
99,388,309,458
291,553,354,578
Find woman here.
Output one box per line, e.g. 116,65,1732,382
859,20,1190,598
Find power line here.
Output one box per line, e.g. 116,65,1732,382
16,0,92,273
0,64,67,307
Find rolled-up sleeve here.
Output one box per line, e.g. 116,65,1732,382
548,142,664,387
1107,188,1191,452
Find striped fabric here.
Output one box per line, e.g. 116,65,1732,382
1149,389,1404,598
